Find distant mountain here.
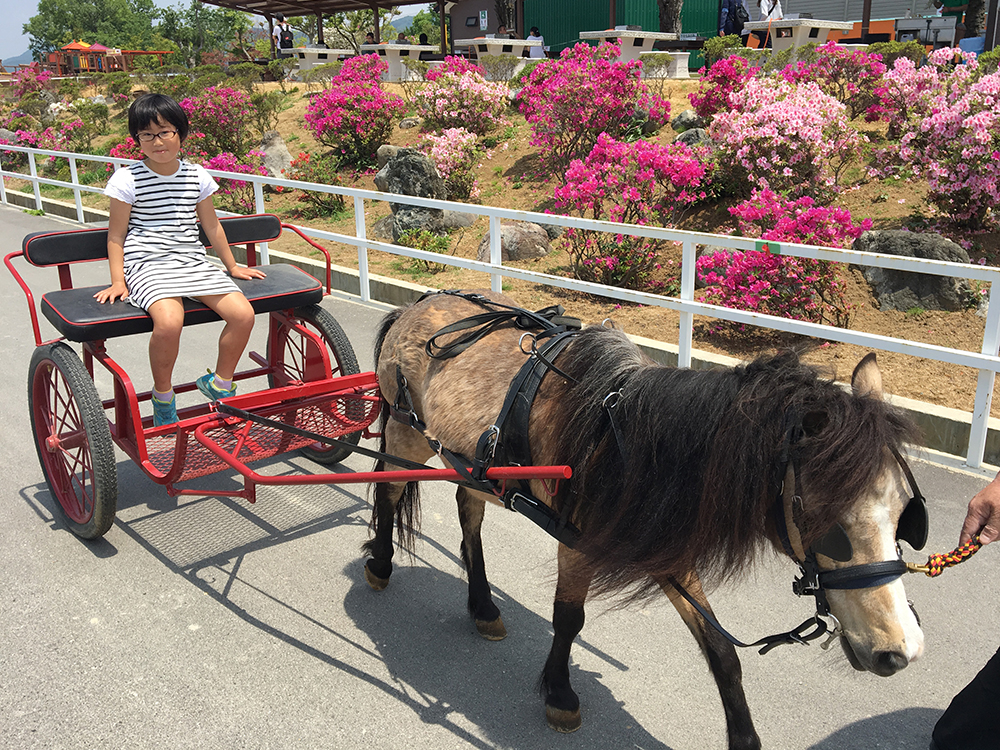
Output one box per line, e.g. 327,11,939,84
390,14,417,32
2,50,33,67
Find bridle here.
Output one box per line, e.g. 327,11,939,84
670,411,928,655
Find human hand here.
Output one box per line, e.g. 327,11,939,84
229,266,267,280
960,478,1000,545
94,281,129,303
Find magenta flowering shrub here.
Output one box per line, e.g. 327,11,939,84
304,54,405,166
11,67,53,100
518,42,671,172
202,150,268,214
900,68,1000,227
689,56,760,118
179,87,256,157
425,56,486,82
553,133,712,289
780,41,886,119
709,76,861,199
414,70,508,135
422,127,483,200
696,188,863,328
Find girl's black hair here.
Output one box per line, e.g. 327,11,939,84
128,93,189,142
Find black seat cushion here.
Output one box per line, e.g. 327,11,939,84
41,264,323,342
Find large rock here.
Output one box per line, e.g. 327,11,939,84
671,109,708,133
676,127,712,148
373,148,446,242
853,230,971,312
376,144,401,169
258,130,292,180
476,221,551,263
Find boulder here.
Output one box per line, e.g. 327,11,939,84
0,128,17,143
476,221,551,263
537,223,565,240
852,230,971,312
373,149,446,242
376,144,401,169
442,210,476,229
671,109,708,133
258,130,292,180
399,117,422,129
675,127,712,148
370,215,395,240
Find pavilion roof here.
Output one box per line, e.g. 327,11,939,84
61,40,92,50
199,0,433,19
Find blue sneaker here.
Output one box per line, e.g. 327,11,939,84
196,371,236,401
152,394,178,426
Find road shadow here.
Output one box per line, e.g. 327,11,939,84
807,706,941,749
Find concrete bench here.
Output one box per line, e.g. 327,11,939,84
639,50,691,79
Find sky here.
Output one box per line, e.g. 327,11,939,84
2,1,431,62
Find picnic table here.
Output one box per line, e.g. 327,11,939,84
290,47,353,74
894,16,959,47
578,28,680,63
360,43,440,82
742,19,854,53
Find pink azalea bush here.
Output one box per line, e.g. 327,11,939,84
414,69,508,135
518,42,670,172
696,188,865,328
202,150,268,214
304,54,405,166
553,133,712,289
422,127,483,200
899,67,1000,227
689,56,760,118
180,86,256,157
709,76,861,199
780,41,886,119
425,56,486,82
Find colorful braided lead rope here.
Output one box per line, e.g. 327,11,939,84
907,535,983,577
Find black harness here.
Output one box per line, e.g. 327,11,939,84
390,291,584,547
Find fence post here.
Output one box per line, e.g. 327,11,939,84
0,150,7,205
355,196,370,302
967,282,1000,467
679,240,696,368
253,180,269,263
489,215,502,293
28,152,42,211
69,157,84,224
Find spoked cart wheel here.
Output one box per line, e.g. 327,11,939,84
268,304,362,465
28,342,118,539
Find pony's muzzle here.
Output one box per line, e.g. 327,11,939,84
872,649,910,676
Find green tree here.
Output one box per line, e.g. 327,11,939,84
323,8,400,53
157,1,251,66
24,0,161,59
404,8,440,44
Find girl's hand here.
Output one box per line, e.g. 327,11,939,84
229,266,267,280
95,282,129,303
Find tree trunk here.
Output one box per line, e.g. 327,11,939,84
965,0,985,36
658,0,684,33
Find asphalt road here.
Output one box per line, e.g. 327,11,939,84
1,205,997,750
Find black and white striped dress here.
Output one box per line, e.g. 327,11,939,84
104,160,240,311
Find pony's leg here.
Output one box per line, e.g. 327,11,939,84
657,572,761,750
540,545,591,733
455,487,506,640
362,478,405,590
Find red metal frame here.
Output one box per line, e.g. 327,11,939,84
8,224,574,506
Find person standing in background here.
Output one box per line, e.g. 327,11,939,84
527,27,546,58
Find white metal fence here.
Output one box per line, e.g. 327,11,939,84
4,143,1000,467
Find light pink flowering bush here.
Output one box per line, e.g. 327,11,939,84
900,67,1000,227
553,133,712,289
304,54,405,166
425,56,486,82
180,87,257,157
780,41,886,119
709,76,861,199
422,127,483,200
689,56,760,118
518,42,670,172
414,69,508,135
696,188,863,329
202,150,268,214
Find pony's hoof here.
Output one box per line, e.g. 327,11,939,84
546,705,582,733
474,616,507,640
364,562,390,591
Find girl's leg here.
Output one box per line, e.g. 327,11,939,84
146,297,185,391
197,292,256,381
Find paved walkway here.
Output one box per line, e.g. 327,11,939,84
1,205,997,749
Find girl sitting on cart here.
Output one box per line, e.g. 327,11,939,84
94,93,266,426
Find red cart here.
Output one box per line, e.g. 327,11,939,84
6,214,570,540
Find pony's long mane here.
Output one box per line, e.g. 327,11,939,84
547,328,916,600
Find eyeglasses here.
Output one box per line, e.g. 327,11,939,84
136,130,178,143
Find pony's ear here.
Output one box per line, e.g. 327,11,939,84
852,352,883,399
802,410,829,436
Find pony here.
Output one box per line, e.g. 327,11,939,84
362,290,925,750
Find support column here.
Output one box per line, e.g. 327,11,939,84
372,3,381,43
317,14,325,45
